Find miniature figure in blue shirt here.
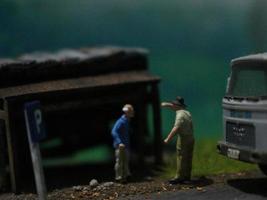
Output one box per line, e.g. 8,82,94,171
112,115,130,149
111,104,134,183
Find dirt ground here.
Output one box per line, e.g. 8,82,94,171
0,171,259,200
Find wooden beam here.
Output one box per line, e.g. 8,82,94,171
135,100,147,166
3,100,16,192
151,84,163,165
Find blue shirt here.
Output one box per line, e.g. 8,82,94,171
111,115,130,149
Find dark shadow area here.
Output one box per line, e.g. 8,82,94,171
45,163,114,191
227,177,267,197
20,162,159,192
20,163,115,193
190,176,214,187
44,162,164,191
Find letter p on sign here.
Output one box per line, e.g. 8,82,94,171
24,101,46,143
34,109,42,134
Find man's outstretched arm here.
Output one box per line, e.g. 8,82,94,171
161,102,174,108
164,126,179,144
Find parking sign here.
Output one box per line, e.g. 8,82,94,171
24,101,47,200
24,101,46,143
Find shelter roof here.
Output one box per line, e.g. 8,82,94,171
0,47,149,88
0,71,160,98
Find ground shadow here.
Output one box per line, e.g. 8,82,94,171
44,163,115,191
19,164,214,193
18,163,115,193
192,176,214,187
227,177,267,197
21,163,159,193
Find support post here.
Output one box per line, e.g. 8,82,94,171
151,84,163,165
136,101,147,166
3,100,16,192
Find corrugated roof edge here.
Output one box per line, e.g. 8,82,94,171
0,46,150,88
0,46,149,67
0,71,160,98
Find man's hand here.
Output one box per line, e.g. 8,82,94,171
161,102,176,110
161,102,172,107
164,126,179,145
164,138,169,144
119,144,125,149
161,102,167,107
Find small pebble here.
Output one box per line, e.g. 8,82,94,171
73,186,83,191
102,182,114,187
90,179,99,188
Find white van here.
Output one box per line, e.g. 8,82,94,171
217,53,267,175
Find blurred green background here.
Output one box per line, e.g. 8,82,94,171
1,0,267,139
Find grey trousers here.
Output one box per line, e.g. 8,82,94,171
175,135,195,180
114,148,130,180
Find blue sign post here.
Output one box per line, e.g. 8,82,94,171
24,101,47,200
24,101,46,143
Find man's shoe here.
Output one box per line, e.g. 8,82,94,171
115,178,127,184
168,178,180,185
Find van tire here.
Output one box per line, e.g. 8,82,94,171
258,164,267,176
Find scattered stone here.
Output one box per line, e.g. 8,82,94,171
0,171,260,200
73,186,83,191
102,182,114,187
114,192,119,198
96,185,106,190
90,179,99,188
95,182,113,191
196,187,206,192
92,192,100,197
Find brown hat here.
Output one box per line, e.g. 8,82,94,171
171,96,187,108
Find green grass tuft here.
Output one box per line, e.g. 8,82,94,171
160,138,257,178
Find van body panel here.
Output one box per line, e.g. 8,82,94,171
218,53,267,165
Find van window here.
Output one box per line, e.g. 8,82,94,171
228,65,267,97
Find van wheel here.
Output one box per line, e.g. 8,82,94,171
258,164,267,176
